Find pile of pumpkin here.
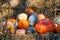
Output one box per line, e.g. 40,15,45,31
3,8,60,36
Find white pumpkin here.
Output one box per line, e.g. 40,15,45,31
17,13,28,20
16,29,26,35
53,17,60,24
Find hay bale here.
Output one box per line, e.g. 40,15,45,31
0,12,2,19
26,0,45,9
45,0,52,8
11,34,36,40
0,3,14,19
55,0,60,7
9,0,20,8
0,0,3,6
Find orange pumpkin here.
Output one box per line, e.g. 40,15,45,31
18,20,29,29
38,14,46,20
8,18,16,23
26,8,34,15
16,29,25,35
35,18,56,34
56,25,60,33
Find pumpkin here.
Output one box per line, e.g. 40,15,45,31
26,8,34,15
9,0,20,8
8,18,16,23
38,14,46,20
28,14,38,26
56,25,60,33
16,29,25,35
26,26,36,34
7,19,17,33
18,20,29,29
35,18,56,34
17,13,28,20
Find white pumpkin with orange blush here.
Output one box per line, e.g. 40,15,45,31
16,29,26,35
38,14,46,20
9,0,20,7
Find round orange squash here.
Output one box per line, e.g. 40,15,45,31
26,8,34,15
56,25,60,33
18,20,29,29
16,29,25,35
38,14,46,20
